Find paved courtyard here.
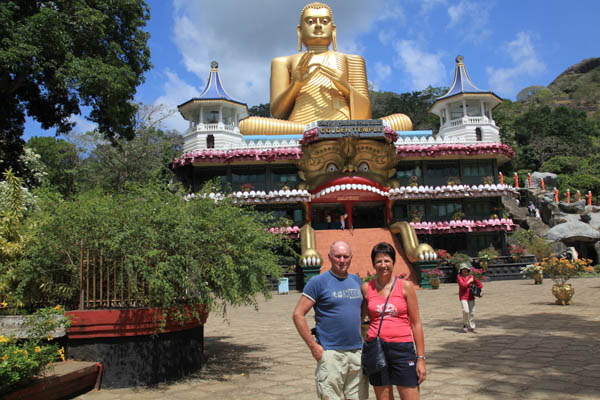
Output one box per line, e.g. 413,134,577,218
78,277,600,399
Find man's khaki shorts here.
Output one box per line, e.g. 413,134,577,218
315,349,369,400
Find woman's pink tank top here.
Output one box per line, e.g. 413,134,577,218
366,279,413,343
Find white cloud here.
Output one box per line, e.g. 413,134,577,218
392,40,446,90
374,62,392,87
446,0,492,44
486,32,546,97
376,1,406,24
69,114,97,134
153,69,200,133
421,0,447,14
167,0,385,108
378,30,396,46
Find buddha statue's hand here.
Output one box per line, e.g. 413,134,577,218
317,63,351,97
291,52,318,85
300,248,323,268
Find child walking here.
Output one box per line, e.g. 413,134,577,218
457,263,483,333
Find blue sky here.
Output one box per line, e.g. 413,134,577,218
24,0,600,139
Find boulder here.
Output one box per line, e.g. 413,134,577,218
531,172,558,189
544,221,600,242
558,200,586,214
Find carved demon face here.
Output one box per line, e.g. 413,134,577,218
296,137,399,192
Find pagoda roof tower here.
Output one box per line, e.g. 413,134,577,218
178,61,249,152
430,56,502,143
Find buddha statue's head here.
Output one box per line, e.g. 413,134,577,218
298,2,337,51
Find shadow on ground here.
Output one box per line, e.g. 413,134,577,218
193,335,274,381
428,312,599,398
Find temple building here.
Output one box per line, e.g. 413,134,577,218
172,54,518,283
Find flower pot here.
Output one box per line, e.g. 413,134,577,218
552,283,574,305
533,272,543,285
512,255,521,263
429,277,440,289
479,260,489,270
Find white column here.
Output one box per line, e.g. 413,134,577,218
219,104,223,123
489,108,493,121
462,99,467,117
199,106,204,124
235,111,239,127
480,100,485,116
445,105,450,123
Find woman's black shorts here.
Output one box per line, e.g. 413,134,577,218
368,341,418,387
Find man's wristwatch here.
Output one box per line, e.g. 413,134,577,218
416,355,426,360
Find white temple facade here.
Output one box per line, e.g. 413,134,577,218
178,61,249,152
430,56,502,143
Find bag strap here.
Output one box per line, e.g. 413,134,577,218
375,277,397,339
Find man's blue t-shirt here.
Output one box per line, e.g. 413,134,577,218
303,270,363,350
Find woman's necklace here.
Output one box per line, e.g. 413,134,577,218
374,277,393,291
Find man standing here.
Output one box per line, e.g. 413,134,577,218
292,241,367,399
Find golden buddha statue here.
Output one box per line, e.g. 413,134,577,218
239,2,412,135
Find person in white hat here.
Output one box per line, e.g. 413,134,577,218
457,263,483,333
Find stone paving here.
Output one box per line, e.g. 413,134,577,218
77,277,600,399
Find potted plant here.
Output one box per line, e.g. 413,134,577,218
446,176,461,186
520,264,544,284
411,209,423,223
508,244,526,262
409,175,419,187
240,183,255,192
470,267,489,283
477,245,499,270
422,268,446,289
449,252,472,271
535,257,594,305
482,175,494,185
436,249,451,266
452,211,465,221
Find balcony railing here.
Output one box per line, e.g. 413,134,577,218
186,122,238,135
446,116,494,129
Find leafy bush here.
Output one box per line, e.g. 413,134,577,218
2,182,290,316
540,156,581,175
470,267,488,282
0,306,70,394
449,252,472,270
508,228,553,260
477,245,499,263
536,257,594,285
423,268,446,278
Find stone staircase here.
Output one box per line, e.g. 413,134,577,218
314,228,417,284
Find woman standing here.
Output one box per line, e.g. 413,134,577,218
457,263,484,333
361,242,426,400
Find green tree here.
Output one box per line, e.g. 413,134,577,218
512,105,598,170
76,104,182,192
248,103,271,117
0,170,27,266
0,0,152,175
26,137,80,197
371,86,446,132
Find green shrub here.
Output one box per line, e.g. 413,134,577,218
3,182,290,317
449,252,472,270
508,228,553,261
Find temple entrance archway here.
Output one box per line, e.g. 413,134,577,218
352,202,386,229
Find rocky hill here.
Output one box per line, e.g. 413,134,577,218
517,57,600,116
